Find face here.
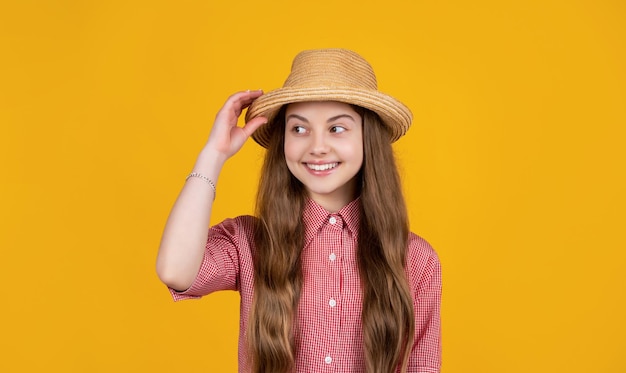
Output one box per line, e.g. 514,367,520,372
284,101,363,212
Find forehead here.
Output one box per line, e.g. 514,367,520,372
285,101,360,118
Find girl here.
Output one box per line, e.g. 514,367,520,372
156,49,441,373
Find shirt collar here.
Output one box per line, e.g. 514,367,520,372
303,197,361,244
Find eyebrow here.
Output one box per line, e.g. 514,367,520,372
285,113,357,124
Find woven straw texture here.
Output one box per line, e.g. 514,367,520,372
246,49,412,148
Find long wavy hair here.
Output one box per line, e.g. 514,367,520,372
247,106,414,373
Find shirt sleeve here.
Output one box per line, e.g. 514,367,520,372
168,216,254,301
406,234,442,372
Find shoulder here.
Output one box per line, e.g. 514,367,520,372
208,215,258,241
406,232,441,282
211,214,257,229
407,232,439,262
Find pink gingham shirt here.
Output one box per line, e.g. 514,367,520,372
170,198,441,372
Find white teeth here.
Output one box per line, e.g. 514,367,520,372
307,162,338,171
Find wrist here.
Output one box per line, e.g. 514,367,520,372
186,172,217,200
192,147,228,180
199,146,228,165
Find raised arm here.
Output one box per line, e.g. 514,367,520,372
156,90,267,291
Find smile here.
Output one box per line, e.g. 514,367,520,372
306,162,339,171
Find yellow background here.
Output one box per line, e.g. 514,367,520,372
1,0,625,372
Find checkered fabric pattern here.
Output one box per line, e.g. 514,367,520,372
170,198,441,372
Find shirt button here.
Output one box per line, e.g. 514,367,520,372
329,216,337,225
325,355,332,364
329,298,337,308
329,253,336,262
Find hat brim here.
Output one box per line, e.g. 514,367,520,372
245,87,412,148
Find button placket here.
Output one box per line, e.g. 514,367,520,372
320,214,343,370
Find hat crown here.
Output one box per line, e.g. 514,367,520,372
246,48,412,148
283,49,378,90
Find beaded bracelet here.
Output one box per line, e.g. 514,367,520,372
186,172,216,200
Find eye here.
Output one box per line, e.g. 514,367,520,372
330,126,346,133
292,125,307,134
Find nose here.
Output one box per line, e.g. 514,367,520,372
309,131,330,155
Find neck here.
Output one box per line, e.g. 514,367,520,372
309,181,358,213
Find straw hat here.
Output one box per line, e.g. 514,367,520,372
245,48,413,148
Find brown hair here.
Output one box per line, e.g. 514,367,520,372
247,106,414,373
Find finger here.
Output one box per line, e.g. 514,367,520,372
214,90,262,124
220,90,264,119
241,116,268,137
227,89,264,108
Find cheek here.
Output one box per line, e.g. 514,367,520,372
354,149,364,170
347,137,364,166
283,138,298,162
283,139,304,178
283,144,303,180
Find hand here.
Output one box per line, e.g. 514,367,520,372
205,90,268,159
